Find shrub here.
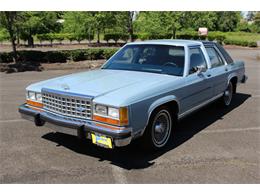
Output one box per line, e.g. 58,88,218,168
44,51,68,63
54,34,65,44
45,33,55,45
137,33,150,41
69,48,118,61
131,34,138,41
149,33,173,39
120,34,130,42
103,48,118,59
104,33,123,43
0,48,119,64
89,48,104,60
247,41,257,47
70,50,87,61
85,33,94,43
66,33,75,43
0,52,13,63
37,34,48,44
224,38,257,47
17,51,46,62
37,33,69,44
137,32,172,40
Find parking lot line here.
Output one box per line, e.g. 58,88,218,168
201,126,260,134
0,119,26,123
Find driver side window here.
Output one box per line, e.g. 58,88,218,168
189,47,207,74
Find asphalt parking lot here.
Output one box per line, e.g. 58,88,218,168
0,48,259,183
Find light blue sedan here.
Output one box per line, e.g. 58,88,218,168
19,40,247,150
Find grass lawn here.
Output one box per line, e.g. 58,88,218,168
224,32,260,42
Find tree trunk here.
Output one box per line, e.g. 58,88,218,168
172,27,176,39
128,12,134,42
97,28,100,44
10,37,17,63
4,12,18,63
17,34,20,46
28,35,34,48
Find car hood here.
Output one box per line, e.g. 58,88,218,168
27,69,180,103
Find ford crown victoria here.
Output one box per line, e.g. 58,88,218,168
19,40,247,150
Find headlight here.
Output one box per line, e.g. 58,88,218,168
93,104,128,126
26,91,43,108
35,93,42,102
27,91,42,102
95,105,108,116
108,107,119,119
28,91,36,101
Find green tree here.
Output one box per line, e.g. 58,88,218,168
63,12,95,43
253,12,260,26
0,11,18,62
134,12,167,35
114,11,136,42
18,12,61,47
186,12,218,31
0,27,9,43
134,12,182,38
91,12,117,43
215,12,241,32
246,11,256,22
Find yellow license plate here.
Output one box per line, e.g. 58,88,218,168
91,133,113,149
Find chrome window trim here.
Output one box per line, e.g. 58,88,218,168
205,46,228,68
187,45,209,75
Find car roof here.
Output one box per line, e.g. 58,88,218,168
126,39,204,47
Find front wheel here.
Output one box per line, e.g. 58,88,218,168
143,107,173,151
221,82,233,107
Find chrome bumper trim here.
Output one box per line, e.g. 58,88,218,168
19,104,132,147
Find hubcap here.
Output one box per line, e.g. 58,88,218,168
224,83,233,105
152,110,172,147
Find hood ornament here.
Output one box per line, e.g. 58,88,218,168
61,84,70,90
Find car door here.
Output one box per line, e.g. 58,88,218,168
180,46,214,113
205,46,229,96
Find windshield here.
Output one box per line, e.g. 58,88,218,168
102,44,185,76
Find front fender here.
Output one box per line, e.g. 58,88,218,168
146,95,180,125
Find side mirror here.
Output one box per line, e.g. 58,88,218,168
197,65,207,74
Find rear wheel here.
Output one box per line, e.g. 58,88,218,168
143,107,173,151
222,82,233,107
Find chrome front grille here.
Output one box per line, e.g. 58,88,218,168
42,89,92,120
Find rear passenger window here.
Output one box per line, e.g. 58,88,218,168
189,48,207,74
206,47,224,68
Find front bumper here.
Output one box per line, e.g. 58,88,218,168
18,104,132,147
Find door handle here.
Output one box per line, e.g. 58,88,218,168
207,74,211,77
225,68,228,71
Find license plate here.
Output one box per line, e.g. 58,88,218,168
91,133,113,149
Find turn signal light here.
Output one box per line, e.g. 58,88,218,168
93,107,128,126
26,100,43,108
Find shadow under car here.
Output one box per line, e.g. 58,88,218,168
42,92,251,170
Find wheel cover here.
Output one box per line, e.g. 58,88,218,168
224,82,233,105
151,110,172,147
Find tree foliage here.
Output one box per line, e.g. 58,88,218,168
18,12,61,46
0,11,256,50
63,12,94,43
0,12,19,62
134,11,241,35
